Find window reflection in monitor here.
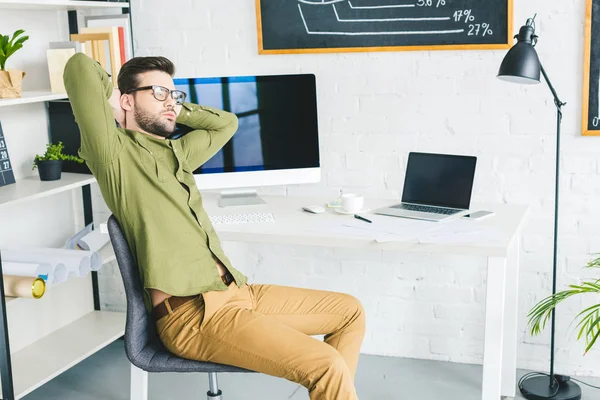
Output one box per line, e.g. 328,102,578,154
172,74,320,206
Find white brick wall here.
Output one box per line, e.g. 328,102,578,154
93,0,600,378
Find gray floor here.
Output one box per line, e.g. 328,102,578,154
22,340,600,400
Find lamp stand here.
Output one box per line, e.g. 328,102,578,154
519,66,581,400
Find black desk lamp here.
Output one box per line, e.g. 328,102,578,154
497,15,581,400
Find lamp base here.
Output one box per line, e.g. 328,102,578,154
520,376,581,400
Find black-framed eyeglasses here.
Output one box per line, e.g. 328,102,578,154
127,85,187,105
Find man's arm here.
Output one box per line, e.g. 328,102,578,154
177,103,239,171
63,53,123,164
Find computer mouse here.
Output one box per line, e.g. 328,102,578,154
302,205,325,214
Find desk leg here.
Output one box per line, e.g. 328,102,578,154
482,256,507,400
501,238,520,397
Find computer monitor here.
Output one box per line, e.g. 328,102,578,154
172,74,320,206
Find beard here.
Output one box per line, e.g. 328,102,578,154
133,107,176,138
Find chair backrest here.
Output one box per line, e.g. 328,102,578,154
107,215,162,365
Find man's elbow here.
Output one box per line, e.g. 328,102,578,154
63,53,88,78
229,114,239,133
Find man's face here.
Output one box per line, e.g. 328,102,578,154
130,71,182,138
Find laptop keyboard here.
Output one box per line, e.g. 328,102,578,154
392,203,460,215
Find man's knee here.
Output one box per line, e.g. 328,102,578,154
340,293,366,330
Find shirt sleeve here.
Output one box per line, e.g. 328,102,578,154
177,103,239,171
63,53,123,164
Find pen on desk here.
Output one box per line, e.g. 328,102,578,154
354,214,372,223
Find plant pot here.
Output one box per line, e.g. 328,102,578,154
37,160,62,181
0,70,26,99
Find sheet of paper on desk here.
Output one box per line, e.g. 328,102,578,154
376,219,505,244
344,215,436,240
312,215,504,244
316,224,403,241
312,215,435,242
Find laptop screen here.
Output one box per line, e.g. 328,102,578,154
401,152,477,209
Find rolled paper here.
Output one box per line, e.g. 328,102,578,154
52,263,68,284
1,248,96,277
3,275,45,299
89,252,102,272
77,229,110,252
2,261,52,283
64,223,93,250
0,261,68,285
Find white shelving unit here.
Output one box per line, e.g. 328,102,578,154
0,172,123,400
0,0,129,11
0,1,129,399
0,173,95,210
0,92,67,108
12,312,124,399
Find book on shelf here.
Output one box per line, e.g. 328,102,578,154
84,14,133,61
80,26,123,78
47,47,76,94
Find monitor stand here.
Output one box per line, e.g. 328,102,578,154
218,189,266,207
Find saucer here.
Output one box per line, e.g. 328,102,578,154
333,207,371,215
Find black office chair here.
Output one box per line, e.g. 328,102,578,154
107,215,255,400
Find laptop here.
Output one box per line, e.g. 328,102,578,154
374,152,477,222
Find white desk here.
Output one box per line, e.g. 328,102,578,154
203,194,528,400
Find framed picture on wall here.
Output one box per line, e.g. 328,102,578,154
582,0,600,136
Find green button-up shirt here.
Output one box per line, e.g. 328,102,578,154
63,53,247,311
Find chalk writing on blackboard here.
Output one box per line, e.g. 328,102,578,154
257,0,512,53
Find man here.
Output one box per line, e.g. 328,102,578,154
63,53,365,400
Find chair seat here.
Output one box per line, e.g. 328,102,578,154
128,339,254,374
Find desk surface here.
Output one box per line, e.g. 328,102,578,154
203,194,528,258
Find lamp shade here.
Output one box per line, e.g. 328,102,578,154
497,24,541,84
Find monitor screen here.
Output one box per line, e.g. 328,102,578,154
401,152,477,209
172,74,320,177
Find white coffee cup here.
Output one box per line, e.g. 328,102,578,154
341,193,364,213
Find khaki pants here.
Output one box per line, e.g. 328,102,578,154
156,282,366,400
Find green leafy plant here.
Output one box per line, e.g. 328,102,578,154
0,29,29,71
32,142,83,170
528,254,600,354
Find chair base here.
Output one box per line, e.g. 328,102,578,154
208,372,222,399
131,364,226,400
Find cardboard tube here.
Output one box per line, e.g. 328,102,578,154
0,261,67,285
3,275,45,299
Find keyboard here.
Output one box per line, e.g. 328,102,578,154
209,212,275,225
391,203,460,215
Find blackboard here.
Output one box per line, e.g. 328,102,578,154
0,122,15,187
583,0,600,135
256,0,512,54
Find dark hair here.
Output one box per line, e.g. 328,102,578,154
117,56,176,95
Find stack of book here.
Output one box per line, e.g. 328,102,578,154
47,13,133,92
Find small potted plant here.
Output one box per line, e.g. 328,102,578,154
32,142,84,181
0,29,29,99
